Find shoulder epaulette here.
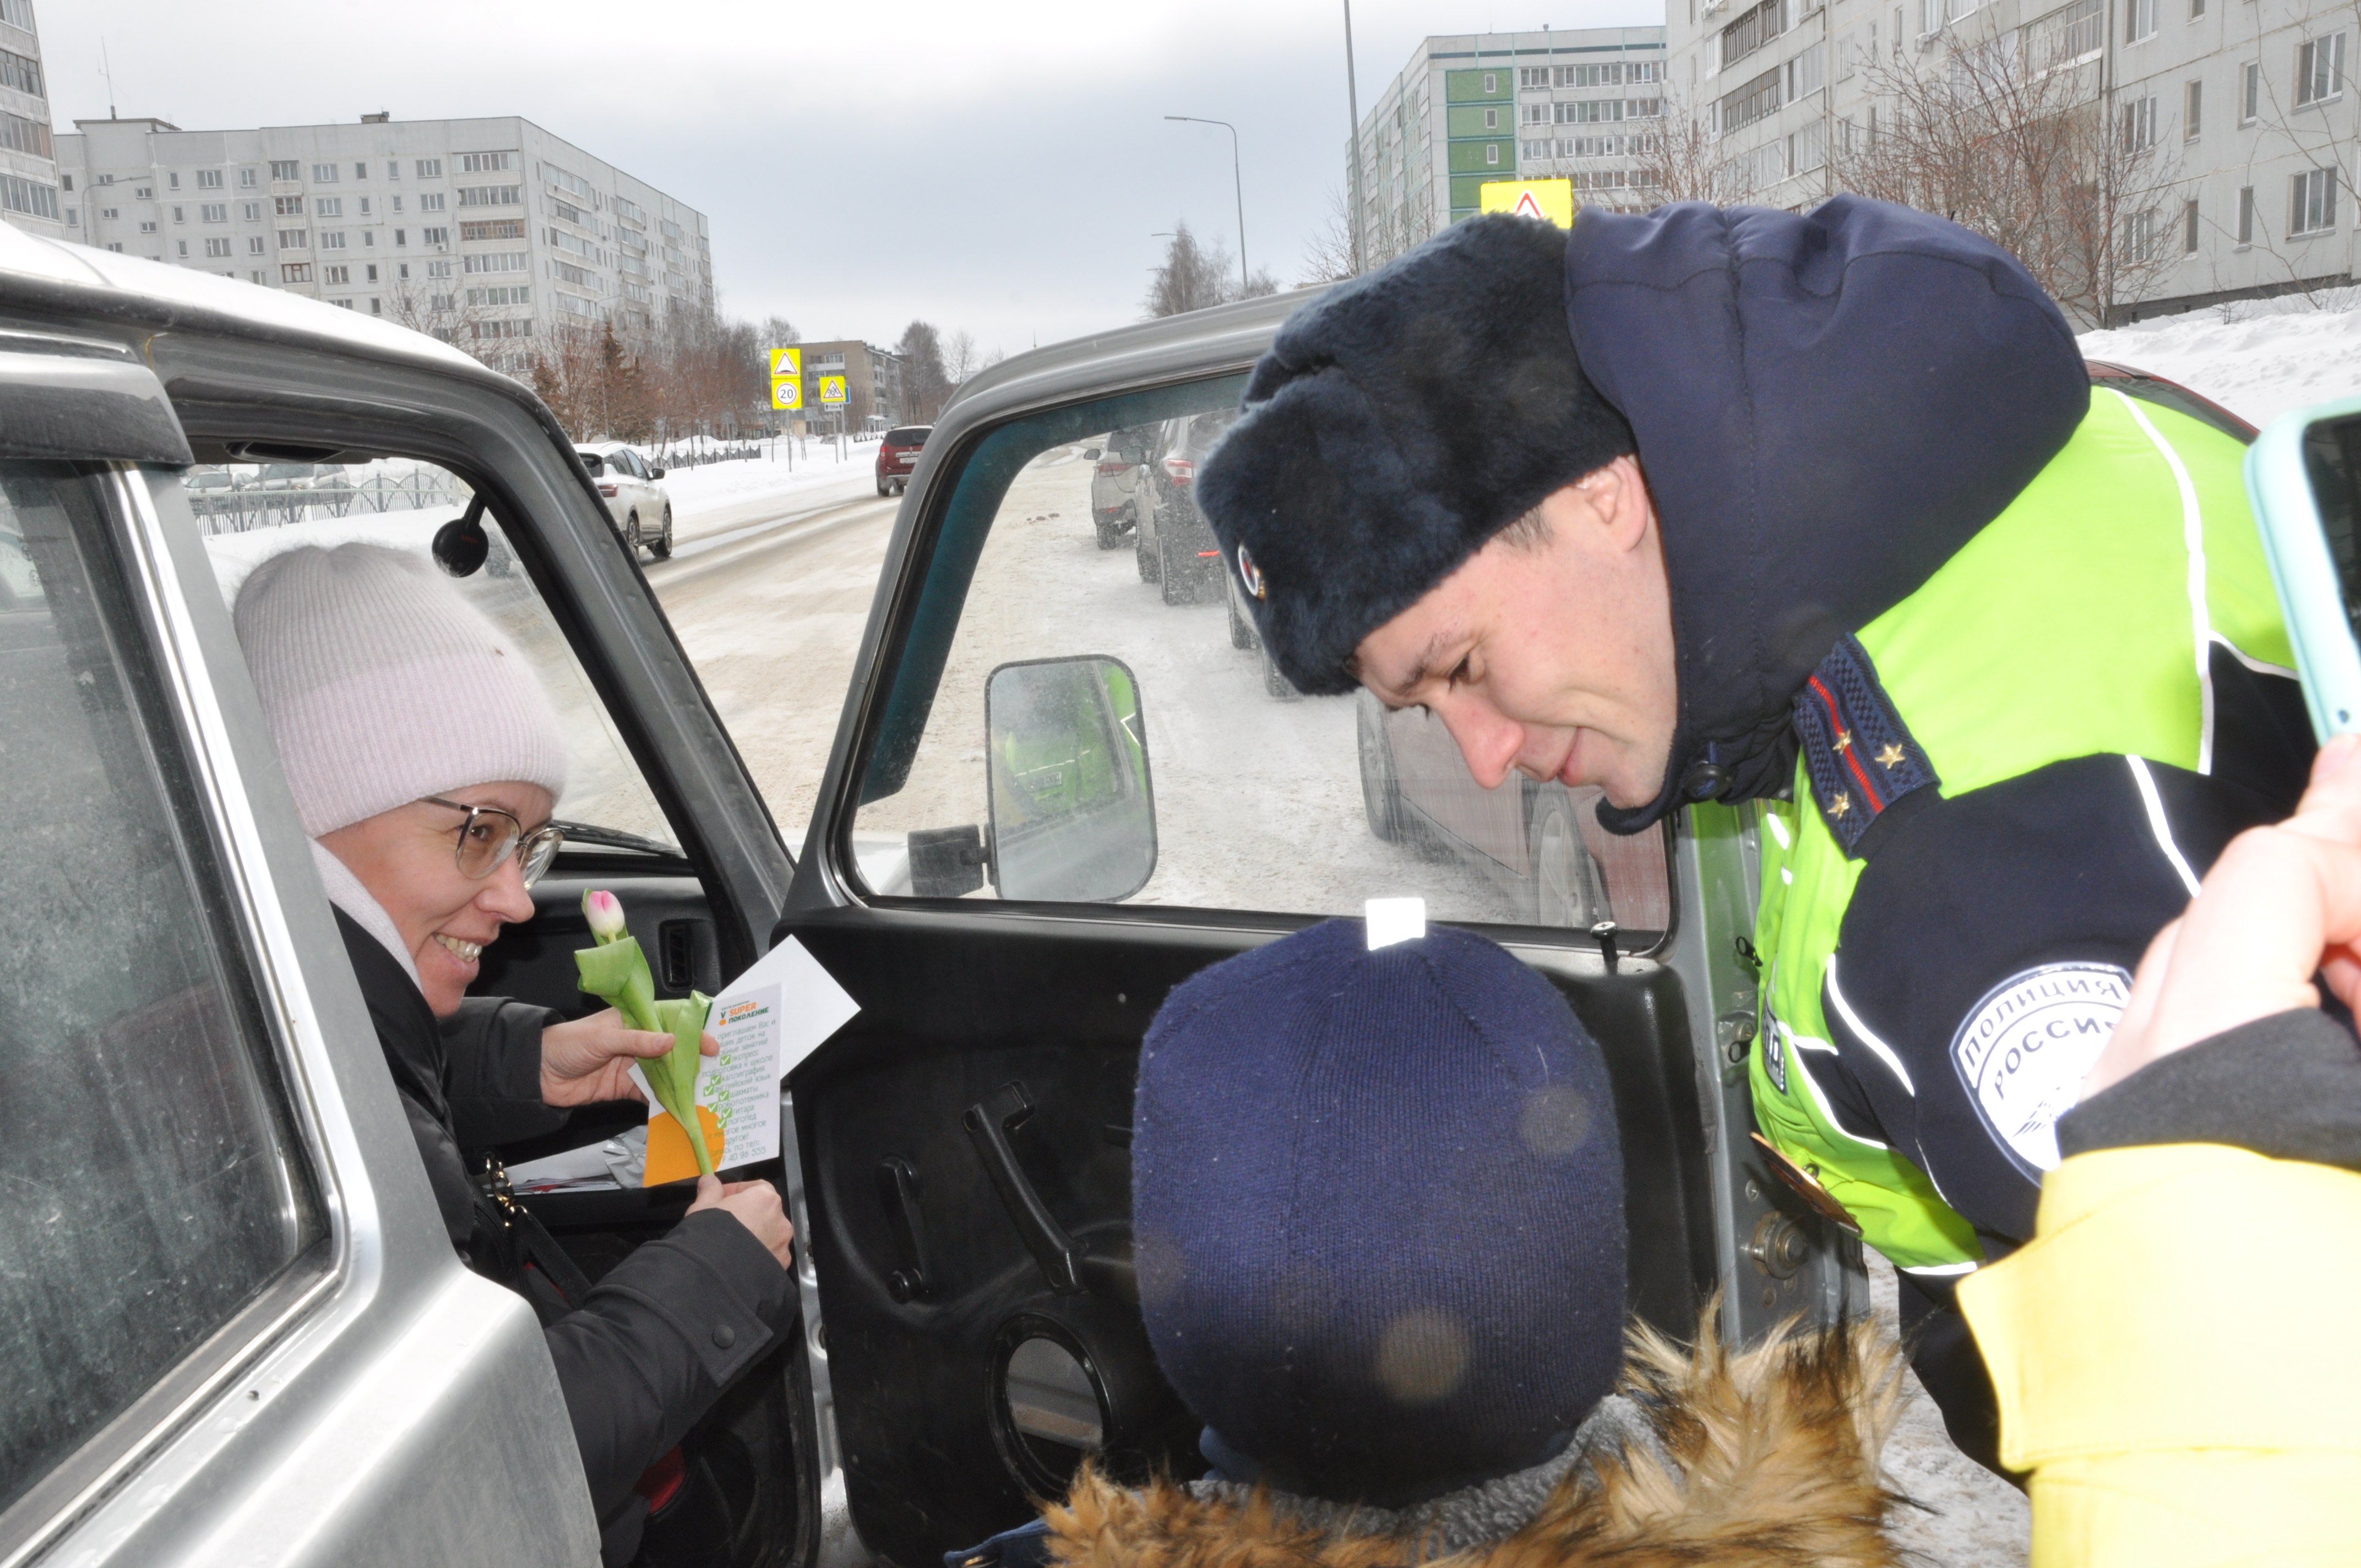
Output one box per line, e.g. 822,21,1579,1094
1792,634,1941,858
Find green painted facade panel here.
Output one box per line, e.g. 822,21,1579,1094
1445,104,1515,138
1449,175,1506,209
1446,140,1516,175
1443,67,1514,102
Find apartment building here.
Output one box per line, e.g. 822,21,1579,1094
1667,0,2361,315
0,0,61,239
793,339,905,433
1353,27,1669,266
57,114,710,353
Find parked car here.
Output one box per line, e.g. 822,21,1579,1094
1,246,1863,1568
1134,409,1236,603
875,424,930,496
253,461,323,492
576,442,674,558
1085,425,1156,549
1218,551,1299,701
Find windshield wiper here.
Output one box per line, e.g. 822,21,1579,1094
553,820,686,859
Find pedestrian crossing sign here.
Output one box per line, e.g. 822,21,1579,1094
818,375,848,406
1479,178,1575,228
769,347,801,377
770,376,802,411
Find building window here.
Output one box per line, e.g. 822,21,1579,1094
2299,33,2345,105
171,205,184,223
427,259,452,277
315,196,341,217
240,167,257,188
1483,106,1499,128
0,46,41,97
275,195,303,216
394,228,406,246
2293,166,2338,233
420,192,445,211
415,158,442,177
248,236,265,255
269,160,300,182
195,168,222,190
168,172,181,190
138,221,157,234
64,207,75,225
332,300,352,310
390,195,403,213
2183,197,2200,251
277,229,307,249
205,237,231,258
1486,142,1500,164
370,298,381,315
2238,184,2256,242
101,207,118,220
2191,0,2205,15
457,151,515,173
463,250,529,274
352,162,366,180
281,262,312,282
0,110,50,159
1519,67,1548,89
176,239,188,257
324,264,350,284
58,173,69,192
458,186,520,207
2128,0,2157,40
2242,61,2260,121
201,202,226,222
134,186,153,200
1483,72,1498,93
1522,102,1550,126
320,231,346,249
358,197,371,215
386,161,399,180
2121,93,2158,150
311,163,339,182
422,226,449,246
364,263,378,282
2186,79,2202,137
362,231,374,246
241,201,260,222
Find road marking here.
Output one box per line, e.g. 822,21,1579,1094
648,497,895,587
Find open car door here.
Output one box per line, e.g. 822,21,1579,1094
775,295,1870,1564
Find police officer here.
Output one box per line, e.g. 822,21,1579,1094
1195,199,2315,1472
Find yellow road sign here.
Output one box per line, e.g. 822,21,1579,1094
769,347,801,377
770,376,802,411
817,374,848,406
1479,178,1575,228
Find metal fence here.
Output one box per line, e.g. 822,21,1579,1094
188,470,465,537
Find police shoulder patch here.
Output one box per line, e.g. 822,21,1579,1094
1949,962,2131,1178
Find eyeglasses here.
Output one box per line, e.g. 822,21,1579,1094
418,796,564,887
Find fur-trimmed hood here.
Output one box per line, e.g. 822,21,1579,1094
1038,1318,1906,1568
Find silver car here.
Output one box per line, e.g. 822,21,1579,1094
576,442,674,558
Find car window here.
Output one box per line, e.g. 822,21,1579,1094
847,378,1673,941
885,427,929,447
189,458,677,848
578,451,606,477
0,462,326,1523
613,449,643,480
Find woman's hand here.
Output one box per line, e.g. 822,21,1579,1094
540,1007,719,1108
2086,733,2361,1098
688,1175,795,1268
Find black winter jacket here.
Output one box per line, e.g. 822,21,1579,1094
335,911,795,1523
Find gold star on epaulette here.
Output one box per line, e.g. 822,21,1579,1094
1832,728,1853,752
1828,791,1851,819
1875,743,1907,769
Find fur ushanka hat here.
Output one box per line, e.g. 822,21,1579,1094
1194,215,1635,696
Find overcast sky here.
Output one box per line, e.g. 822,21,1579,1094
45,0,1658,357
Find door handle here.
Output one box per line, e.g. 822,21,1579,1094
961,1081,1135,1303
873,1156,935,1303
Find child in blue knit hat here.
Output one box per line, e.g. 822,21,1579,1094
953,919,1908,1567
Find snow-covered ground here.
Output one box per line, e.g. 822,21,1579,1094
2080,285,2361,426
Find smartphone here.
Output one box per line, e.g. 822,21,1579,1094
2245,396,2361,741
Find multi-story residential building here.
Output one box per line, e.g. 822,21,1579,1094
1352,27,1669,266
56,114,710,355
1667,0,2361,318
794,339,904,433
0,0,61,239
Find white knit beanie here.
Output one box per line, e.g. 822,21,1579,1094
233,543,569,836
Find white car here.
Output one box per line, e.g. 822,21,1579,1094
575,442,674,559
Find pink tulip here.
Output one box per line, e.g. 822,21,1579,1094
583,888,627,944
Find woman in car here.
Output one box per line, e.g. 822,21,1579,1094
234,542,793,1565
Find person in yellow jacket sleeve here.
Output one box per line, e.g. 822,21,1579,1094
1960,730,2361,1563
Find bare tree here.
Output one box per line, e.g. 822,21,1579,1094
1299,186,1358,286
1146,220,1282,317
1834,12,2182,325
897,321,952,422
1633,91,1721,206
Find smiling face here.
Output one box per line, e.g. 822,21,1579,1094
1352,457,1679,811
320,781,555,1017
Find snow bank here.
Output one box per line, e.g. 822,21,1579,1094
2080,287,2361,428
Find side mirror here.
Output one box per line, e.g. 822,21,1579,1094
984,656,1156,902
1082,447,1102,461
650,466,666,479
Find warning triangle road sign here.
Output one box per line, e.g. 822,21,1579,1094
1512,189,1546,220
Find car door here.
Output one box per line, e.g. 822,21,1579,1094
769,297,1868,1565
0,326,597,1564
129,308,822,1565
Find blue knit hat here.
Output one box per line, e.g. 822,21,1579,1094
1131,919,1626,1507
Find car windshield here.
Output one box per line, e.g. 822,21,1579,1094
885,427,929,447
577,451,606,475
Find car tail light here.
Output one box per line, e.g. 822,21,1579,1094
1162,456,1194,487
598,483,618,497
1096,460,1130,476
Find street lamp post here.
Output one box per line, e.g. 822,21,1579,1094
1343,0,1365,274
1165,115,1248,293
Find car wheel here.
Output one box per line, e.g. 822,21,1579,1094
625,510,641,552
1158,528,1196,606
648,506,673,561
1528,790,1608,928
877,479,892,497
1356,690,1404,842
895,478,907,494
1226,582,1258,649
1094,511,1124,550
